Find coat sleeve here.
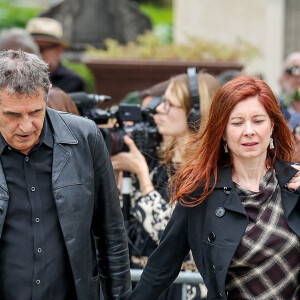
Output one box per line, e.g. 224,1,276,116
128,203,190,300
91,125,131,300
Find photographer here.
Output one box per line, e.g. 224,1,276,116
111,72,220,300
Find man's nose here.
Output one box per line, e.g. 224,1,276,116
19,117,32,132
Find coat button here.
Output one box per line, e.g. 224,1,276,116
215,207,225,217
208,232,216,242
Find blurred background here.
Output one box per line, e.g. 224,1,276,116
0,0,298,101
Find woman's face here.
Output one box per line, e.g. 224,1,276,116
223,95,273,164
155,85,188,137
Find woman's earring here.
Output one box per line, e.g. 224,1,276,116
224,142,228,153
270,137,274,149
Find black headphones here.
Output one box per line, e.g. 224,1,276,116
187,67,201,131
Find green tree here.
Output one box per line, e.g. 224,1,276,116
0,0,41,30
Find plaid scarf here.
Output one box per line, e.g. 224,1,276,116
226,169,300,299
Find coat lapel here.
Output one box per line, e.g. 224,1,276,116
46,108,78,187
52,142,71,185
212,167,247,216
274,160,300,235
223,188,247,216
281,189,299,220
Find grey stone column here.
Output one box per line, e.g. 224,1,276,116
284,0,300,57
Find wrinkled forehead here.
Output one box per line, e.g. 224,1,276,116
0,85,46,101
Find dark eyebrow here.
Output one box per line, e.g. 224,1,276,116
3,108,44,116
3,111,20,116
30,108,44,114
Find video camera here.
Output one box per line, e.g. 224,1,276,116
68,92,112,116
68,92,162,157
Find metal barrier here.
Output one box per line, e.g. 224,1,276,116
130,269,204,300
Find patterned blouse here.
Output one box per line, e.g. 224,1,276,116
226,169,300,299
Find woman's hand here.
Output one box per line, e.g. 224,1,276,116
287,164,300,191
111,135,148,174
111,135,154,195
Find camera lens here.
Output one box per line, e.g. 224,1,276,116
100,128,126,155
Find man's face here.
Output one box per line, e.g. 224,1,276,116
281,72,300,95
35,40,63,72
0,87,46,155
280,54,300,95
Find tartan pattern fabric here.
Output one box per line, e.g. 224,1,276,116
225,169,300,299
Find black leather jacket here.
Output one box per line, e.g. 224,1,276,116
0,108,131,300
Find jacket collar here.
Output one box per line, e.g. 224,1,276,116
46,107,78,145
273,159,298,188
213,167,234,189
210,159,298,189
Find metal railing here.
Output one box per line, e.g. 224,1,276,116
130,269,204,300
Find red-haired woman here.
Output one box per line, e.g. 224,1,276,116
128,75,300,300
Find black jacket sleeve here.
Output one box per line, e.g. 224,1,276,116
128,203,190,300
91,125,131,300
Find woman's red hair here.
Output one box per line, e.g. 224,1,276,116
170,75,294,207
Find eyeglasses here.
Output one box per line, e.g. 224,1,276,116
161,95,182,114
39,44,59,53
285,66,300,76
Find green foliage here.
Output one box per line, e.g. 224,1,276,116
85,32,259,63
0,1,41,29
139,2,173,43
139,3,172,25
62,60,95,93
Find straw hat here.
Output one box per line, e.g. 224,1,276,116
26,17,69,48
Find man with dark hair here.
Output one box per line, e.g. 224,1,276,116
0,50,131,300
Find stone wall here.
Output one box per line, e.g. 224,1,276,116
173,0,285,94
284,0,300,58
40,0,152,50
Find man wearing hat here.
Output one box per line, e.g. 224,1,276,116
26,17,85,93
